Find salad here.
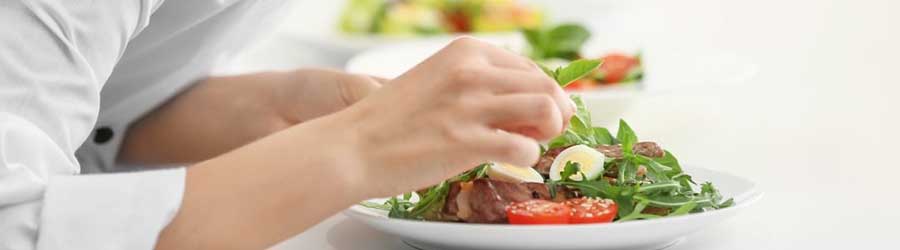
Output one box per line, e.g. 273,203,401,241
524,23,645,90
339,0,543,37
362,60,733,225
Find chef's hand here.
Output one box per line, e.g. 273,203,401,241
119,69,384,165
156,37,574,250
337,37,576,197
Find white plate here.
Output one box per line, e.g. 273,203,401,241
345,167,761,250
345,37,757,126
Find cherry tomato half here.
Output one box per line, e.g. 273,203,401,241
598,53,639,83
506,200,571,225
564,197,618,224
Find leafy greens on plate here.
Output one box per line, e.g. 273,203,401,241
361,59,732,224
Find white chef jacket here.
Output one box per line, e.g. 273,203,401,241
0,0,291,249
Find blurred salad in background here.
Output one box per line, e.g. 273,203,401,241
339,0,544,36
525,23,645,90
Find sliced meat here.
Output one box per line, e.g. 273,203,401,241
443,182,462,216
633,142,665,158
595,142,665,159
596,144,624,158
642,206,671,216
442,179,567,223
467,179,537,223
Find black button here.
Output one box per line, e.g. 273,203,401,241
93,127,114,144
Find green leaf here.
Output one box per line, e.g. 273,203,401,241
643,194,713,208
654,150,684,175
560,161,582,181
571,95,592,127
523,28,547,59
557,179,619,198
617,199,662,222
360,201,392,211
523,23,591,60
547,95,596,148
409,181,450,219
547,130,584,149
538,64,557,80
555,59,602,87
546,24,591,59
591,127,615,145
616,119,638,155
637,181,681,194
621,66,644,83
669,201,698,216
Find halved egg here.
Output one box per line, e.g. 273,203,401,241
548,145,606,181
486,162,545,183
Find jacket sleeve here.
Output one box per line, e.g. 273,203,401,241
0,1,185,249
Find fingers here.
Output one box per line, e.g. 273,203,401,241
474,94,563,140
448,67,575,127
444,36,540,71
338,74,383,106
466,127,541,168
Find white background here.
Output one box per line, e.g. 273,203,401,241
225,0,900,249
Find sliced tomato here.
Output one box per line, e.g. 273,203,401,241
506,200,571,225
598,53,639,83
564,79,595,91
564,197,618,224
443,10,471,33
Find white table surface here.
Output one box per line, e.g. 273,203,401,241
225,0,900,249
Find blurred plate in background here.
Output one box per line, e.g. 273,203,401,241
278,0,627,66
345,36,757,126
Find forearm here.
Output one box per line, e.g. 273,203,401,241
120,72,291,165
155,113,365,249
119,69,383,166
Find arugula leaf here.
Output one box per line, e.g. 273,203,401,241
668,201,698,216
555,59,602,87
386,196,414,218
360,201,392,211
643,194,714,208
617,199,662,222
409,181,450,219
560,161,582,181
637,181,681,194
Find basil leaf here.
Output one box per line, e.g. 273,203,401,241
592,127,615,145
616,119,638,155
524,23,591,60
547,130,584,149
546,24,591,59
523,28,547,59
655,150,684,175
537,62,557,79
556,59,602,87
